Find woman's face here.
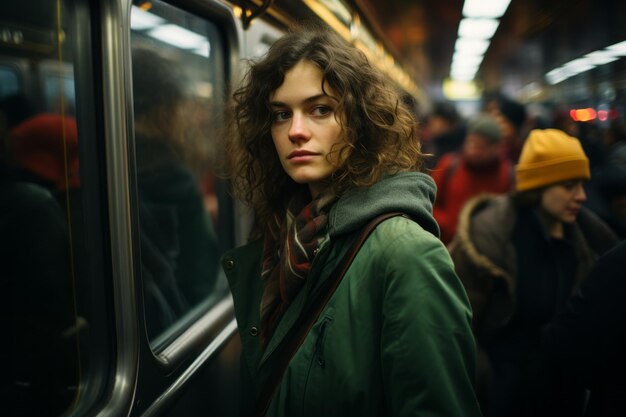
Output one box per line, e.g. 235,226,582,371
540,180,587,224
269,60,344,197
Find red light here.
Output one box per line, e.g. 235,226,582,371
571,108,597,122
598,110,608,121
576,109,594,122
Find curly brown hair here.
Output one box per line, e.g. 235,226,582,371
225,25,424,236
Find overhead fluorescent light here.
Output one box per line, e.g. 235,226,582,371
451,66,478,80
545,68,569,85
545,39,625,85
319,0,352,26
584,51,619,65
451,73,478,82
450,72,476,82
148,24,207,50
455,37,490,55
562,58,595,75
606,40,626,55
463,0,512,18
443,78,481,100
452,52,484,67
193,41,211,58
457,18,499,40
303,0,351,41
130,5,165,30
451,59,480,71
451,65,479,76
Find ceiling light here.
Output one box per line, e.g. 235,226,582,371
584,51,619,65
443,78,480,100
148,24,207,50
462,0,512,19
606,40,626,55
562,58,595,75
193,41,211,58
451,66,478,79
319,0,352,26
452,52,484,67
455,37,490,55
130,5,165,30
463,0,511,19
457,18,499,40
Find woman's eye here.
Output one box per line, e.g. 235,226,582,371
273,111,290,122
312,105,332,116
561,181,579,190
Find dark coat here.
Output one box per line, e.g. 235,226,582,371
542,239,626,417
135,135,220,339
448,194,619,417
1,168,77,416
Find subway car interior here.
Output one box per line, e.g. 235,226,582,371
1,0,625,416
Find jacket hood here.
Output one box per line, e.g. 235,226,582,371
328,171,439,237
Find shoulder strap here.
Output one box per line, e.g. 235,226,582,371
256,212,408,416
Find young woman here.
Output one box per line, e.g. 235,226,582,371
222,27,481,417
449,128,619,417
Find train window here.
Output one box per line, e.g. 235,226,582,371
40,60,77,114
0,65,20,98
1,1,103,416
130,0,230,349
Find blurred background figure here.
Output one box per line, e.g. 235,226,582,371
8,113,80,191
584,120,626,238
1,95,79,415
483,92,528,164
0,93,36,134
448,129,619,417
131,46,220,340
552,108,581,138
432,114,513,245
542,239,626,417
421,100,466,169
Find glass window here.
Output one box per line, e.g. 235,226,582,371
0,65,20,98
1,1,97,416
40,60,77,114
130,0,230,349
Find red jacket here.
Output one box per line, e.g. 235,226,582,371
432,153,513,244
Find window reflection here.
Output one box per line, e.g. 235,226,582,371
130,1,228,347
1,2,81,416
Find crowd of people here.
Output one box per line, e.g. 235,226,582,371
418,92,625,417
424,95,625,416
3,21,624,417
221,25,625,417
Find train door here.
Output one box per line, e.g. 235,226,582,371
1,0,244,415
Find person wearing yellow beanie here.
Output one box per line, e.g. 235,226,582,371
448,129,619,417
515,129,590,192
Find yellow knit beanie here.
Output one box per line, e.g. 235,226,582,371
515,129,590,191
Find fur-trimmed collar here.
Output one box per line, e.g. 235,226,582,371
449,193,516,292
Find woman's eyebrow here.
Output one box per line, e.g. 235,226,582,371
270,93,337,107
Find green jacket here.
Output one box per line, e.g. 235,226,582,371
222,172,481,417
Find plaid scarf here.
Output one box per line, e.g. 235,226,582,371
259,189,336,348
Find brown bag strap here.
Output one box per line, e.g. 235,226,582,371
256,212,408,416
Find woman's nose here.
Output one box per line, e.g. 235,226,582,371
288,113,310,142
574,183,587,202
